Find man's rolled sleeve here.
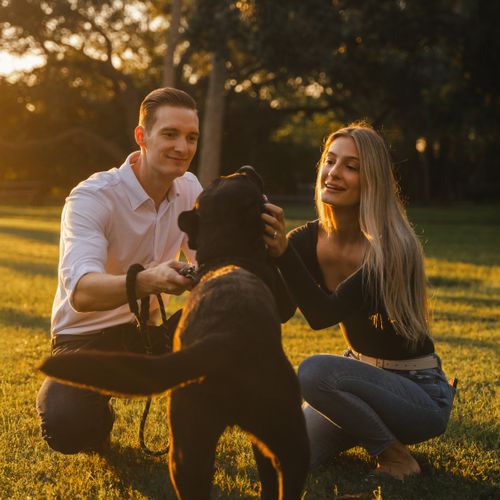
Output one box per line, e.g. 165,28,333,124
58,191,110,309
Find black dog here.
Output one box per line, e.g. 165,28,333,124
40,166,309,499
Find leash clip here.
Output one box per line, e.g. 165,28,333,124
179,265,199,283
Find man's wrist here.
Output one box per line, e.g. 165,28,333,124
135,268,158,297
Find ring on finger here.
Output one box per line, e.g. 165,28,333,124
272,230,278,239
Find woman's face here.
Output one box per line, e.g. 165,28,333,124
319,136,361,208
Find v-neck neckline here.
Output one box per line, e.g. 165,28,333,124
310,220,363,294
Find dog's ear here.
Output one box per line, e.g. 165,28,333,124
178,209,199,250
237,165,264,192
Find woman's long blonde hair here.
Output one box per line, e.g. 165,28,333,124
315,122,429,348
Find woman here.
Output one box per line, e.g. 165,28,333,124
262,122,455,480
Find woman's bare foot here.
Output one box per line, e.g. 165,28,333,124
375,441,421,480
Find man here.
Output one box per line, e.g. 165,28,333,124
36,87,202,454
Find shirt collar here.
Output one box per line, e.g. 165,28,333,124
119,152,182,211
118,152,152,211
169,177,181,199
157,178,181,216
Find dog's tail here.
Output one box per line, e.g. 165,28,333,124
39,338,226,398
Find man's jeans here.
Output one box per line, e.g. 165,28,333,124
36,312,180,454
298,354,455,468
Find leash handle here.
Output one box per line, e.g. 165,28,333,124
126,263,170,457
126,264,169,328
126,263,145,322
157,293,168,325
126,263,153,354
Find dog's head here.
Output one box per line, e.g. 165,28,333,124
178,166,265,262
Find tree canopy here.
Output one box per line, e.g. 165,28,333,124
0,0,498,201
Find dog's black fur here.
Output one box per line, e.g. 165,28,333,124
40,167,309,499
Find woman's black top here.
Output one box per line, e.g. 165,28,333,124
276,220,434,359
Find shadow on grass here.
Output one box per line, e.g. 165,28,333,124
436,294,500,309
86,434,499,500
429,276,482,289
433,309,499,324
102,443,256,499
0,307,50,331
0,258,57,277
446,412,499,450
0,225,59,245
102,444,174,499
302,406,499,499
305,449,498,499
439,335,498,350
372,469,498,500
305,453,372,498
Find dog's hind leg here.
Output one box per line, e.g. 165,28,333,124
251,441,280,499
168,388,226,500
239,384,310,500
247,422,309,500
269,428,309,500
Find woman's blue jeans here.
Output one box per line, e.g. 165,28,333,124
298,354,455,468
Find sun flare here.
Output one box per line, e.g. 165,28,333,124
0,51,45,77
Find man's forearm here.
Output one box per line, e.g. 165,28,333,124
72,262,193,313
72,273,129,312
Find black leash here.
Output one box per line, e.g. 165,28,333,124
126,263,170,457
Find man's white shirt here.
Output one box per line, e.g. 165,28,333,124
51,152,202,336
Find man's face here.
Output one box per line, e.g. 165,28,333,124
136,105,199,180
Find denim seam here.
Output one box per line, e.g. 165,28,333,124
318,374,446,414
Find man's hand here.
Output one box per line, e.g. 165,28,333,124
137,260,196,297
72,261,196,312
262,202,288,258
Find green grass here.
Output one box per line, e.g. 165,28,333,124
0,204,498,499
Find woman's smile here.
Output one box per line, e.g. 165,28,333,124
324,182,346,192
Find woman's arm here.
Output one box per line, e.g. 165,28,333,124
263,203,364,330
270,266,297,323
277,242,362,329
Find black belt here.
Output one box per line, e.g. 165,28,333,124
51,322,137,349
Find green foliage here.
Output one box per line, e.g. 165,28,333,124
0,204,498,498
0,0,167,185
1,1,498,200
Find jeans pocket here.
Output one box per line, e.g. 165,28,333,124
396,367,454,410
419,377,455,411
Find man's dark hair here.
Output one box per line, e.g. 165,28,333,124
139,87,197,131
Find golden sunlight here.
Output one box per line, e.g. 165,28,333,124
0,51,45,77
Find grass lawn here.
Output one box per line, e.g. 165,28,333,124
0,203,498,499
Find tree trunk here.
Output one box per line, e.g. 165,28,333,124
197,52,226,187
163,0,182,87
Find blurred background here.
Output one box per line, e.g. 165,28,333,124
0,5,499,497
0,0,498,204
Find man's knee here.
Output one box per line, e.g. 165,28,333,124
36,378,114,454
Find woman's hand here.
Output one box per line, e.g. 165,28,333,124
262,201,288,258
